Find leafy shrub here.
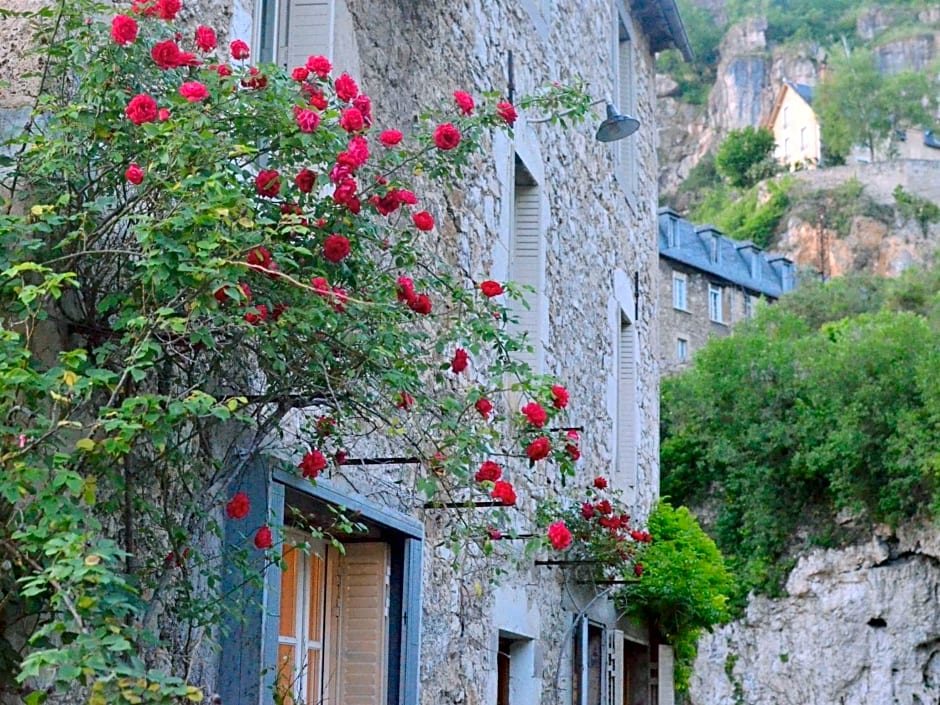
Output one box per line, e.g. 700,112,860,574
715,127,778,189
894,185,940,236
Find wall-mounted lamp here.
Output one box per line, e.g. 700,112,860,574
595,103,641,142
528,97,641,143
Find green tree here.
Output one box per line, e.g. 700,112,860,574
662,270,940,599
714,126,777,188
817,48,937,162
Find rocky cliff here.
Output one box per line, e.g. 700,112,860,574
688,522,940,705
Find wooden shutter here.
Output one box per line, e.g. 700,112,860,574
605,630,625,705
658,645,675,705
510,180,541,371
281,0,332,68
617,320,637,489
615,33,636,195
334,542,391,705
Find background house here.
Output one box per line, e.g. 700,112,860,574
766,80,821,169
211,2,692,705
658,207,795,373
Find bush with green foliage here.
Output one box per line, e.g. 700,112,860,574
894,185,940,236
662,270,940,599
614,502,734,692
715,127,778,189
690,177,792,248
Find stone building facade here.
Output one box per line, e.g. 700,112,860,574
0,1,690,704
658,208,795,374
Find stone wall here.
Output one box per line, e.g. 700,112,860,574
688,522,940,705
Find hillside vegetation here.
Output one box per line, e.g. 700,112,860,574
661,264,940,601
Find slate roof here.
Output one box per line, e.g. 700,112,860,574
788,81,813,106
658,208,795,298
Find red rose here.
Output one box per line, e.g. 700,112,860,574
158,108,171,121
547,521,572,550
323,234,351,263
630,530,652,544
332,178,357,207
599,515,622,530
230,39,250,60
371,190,402,216
395,392,414,410
216,64,232,77
246,246,276,273
339,136,370,169
110,15,138,45
480,280,504,297
491,480,517,506
125,94,158,125
339,107,364,133
295,108,320,133
593,476,608,490
225,492,250,519
396,276,415,303
195,25,217,52
496,101,518,125
334,72,358,102
521,402,547,428
352,94,372,124
580,502,595,519
526,436,551,462
125,163,144,185
306,55,332,78
451,348,469,373
179,81,209,102
453,90,474,115
244,305,269,325
255,170,280,198
412,211,434,231
633,562,644,577
397,189,417,205
475,460,502,483
299,449,327,479
131,0,158,16
311,276,330,296
295,168,316,193
254,525,273,550
241,67,267,90
475,397,493,419
157,0,180,21
214,281,251,304
152,40,195,70
487,527,503,540
380,130,403,147
291,66,310,82
433,123,461,150
595,500,612,515
408,293,432,315
551,384,569,409
566,443,581,461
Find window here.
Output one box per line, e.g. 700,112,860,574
276,538,390,705
573,621,663,705
219,461,423,705
782,105,789,129
256,0,359,76
708,284,723,323
572,620,604,705
612,7,637,199
800,126,808,151
672,274,687,311
616,318,637,490
497,633,536,705
783,137,791,162
743,293,753,320
510,157,543,372
676,338,688,362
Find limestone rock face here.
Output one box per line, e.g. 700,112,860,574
689,523,940,705
707,18,769,133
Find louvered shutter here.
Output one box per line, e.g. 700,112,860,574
615,37,636,195
616,321,637,489
658,645,675,705
605,630,625,705
334,542,390,705
510,182,541,371
281,0,332,69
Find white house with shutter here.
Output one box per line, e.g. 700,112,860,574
210,2,693,705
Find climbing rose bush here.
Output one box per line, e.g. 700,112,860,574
0,0,599,700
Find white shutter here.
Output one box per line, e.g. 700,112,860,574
510,181,542,371
281,0,332,68
617,321,638,489
615,35,636,195
605,629,625,705
334,542,390,705
658,645,675,705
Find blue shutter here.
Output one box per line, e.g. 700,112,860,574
399,538,423,705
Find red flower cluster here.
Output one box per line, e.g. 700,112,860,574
225,492,250,519
433,123,461,150
395,276,432,315
299,449,328,479
323,234,351,263
255,170,281,198
526,436,551,461
451,348,469,373
335,73,359,102
126,94,158,125
306,55,332,78
548,521,573,550
453,90,474,115
474,460,502,483
521,402,547,428
395,392,415,410
111,15,138,45
132,0,180,21
551,384,569,409
491,480,517,506
151,40,198,70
